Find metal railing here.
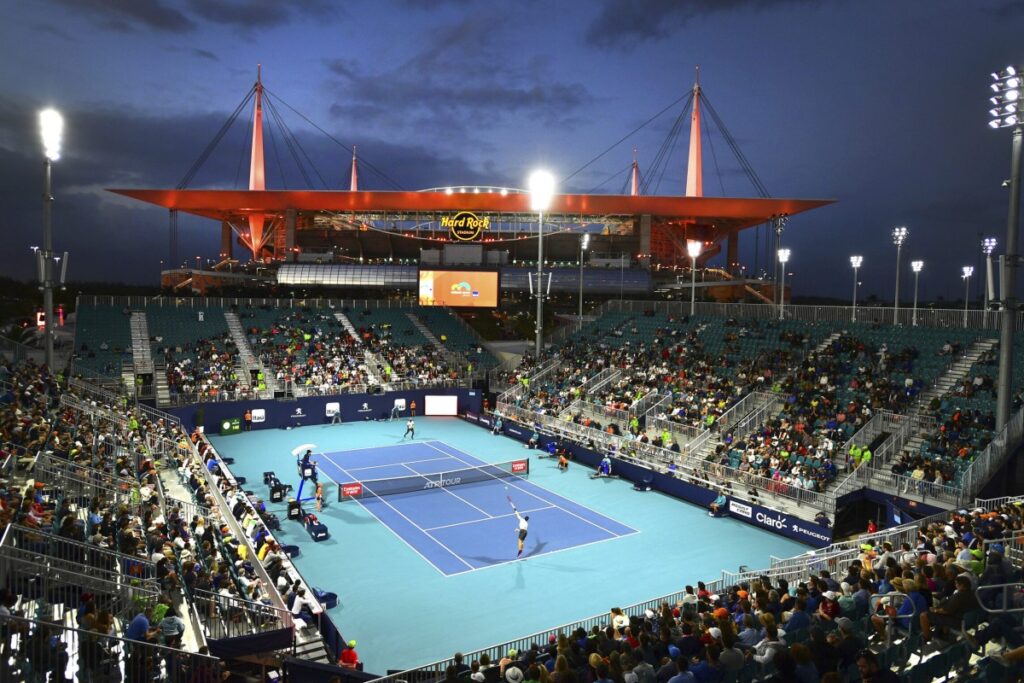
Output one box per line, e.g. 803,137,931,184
604,298,1024,331
831,412,928,499
0,538,161,625
191,587,294,641
3,524,158,584
629,389,664,418
962,404,1024,497
0,613,222,682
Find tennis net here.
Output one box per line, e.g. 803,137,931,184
338,458,530,501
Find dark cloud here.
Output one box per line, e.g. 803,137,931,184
991,0,1024,18
585,0,813,49
192,48,219,61
49,0,196,33
31,24,77,41
398,0,473,8
184,0,337,29
47,0,336,34
325,11,594,137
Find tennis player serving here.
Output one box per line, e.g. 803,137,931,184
509,495,529,558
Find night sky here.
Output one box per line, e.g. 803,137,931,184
1,0,1021,302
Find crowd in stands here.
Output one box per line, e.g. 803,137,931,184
245,307,375,393
161,334,244,401
441,500,1023,683
505,313,1000,499
0,358,223,679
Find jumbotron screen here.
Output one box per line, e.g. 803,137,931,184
418,270,499,308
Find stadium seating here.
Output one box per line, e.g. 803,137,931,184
73,303,134,376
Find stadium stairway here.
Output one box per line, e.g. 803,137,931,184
405,311,470,373
334,311,382,386
870,337,1000,503
913,338,999,415
129,310,155,375
333,311,362,343
224,310,263,395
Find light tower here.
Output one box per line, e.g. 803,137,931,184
39,108,64,371
850,255,863,322
777,248,791,320
529,170,555,359
911,261,924,326
982,237,998,327
891,226,909,324
989,65,1023,429
687,240,702,316
962,266,975,328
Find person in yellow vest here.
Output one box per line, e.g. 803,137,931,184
860,446,872,467
849,443,862,469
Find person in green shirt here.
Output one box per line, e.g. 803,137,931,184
860,447,872,467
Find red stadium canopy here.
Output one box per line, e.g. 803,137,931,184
110,188,832,232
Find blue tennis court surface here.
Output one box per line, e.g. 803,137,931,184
210,418,808,673
317,440,637,575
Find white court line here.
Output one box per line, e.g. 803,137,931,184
445,528,640,577
423,505,556,532
321,441,437,457
422,441,637,538
326,459,475,573
346,456,451,474
397,462,495,519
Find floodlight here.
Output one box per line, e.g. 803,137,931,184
850,255,863,269
778,248,791,264
528,170,555,211
39,109,63,161
687,240,702,259
911,260,924,273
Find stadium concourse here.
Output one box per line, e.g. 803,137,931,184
0,298,1022,681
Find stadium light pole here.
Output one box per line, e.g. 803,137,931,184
777,248,791,320
911,260,924,326
989,65,1023,429
578,233,589,331
529,169,555,359
982,237,998,328
962,266,975,328
891,226,908,325
39,109,63,372
850,255,863,322
687,240,702,316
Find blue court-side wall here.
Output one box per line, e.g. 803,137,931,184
465,412,834,548
168,388,484,432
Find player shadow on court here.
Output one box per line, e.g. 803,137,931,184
464,540,548,566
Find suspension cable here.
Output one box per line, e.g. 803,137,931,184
177,85,255,189
263,86,405,191
562,91,692,185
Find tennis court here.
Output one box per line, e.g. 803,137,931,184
210,417,807,672
316,441,637,575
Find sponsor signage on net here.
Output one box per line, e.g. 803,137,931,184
729,500,752,518
341,483,363,497
424,477,462,489
511,460,528,474
442,211,490,241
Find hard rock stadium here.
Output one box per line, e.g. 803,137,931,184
3,63,1024,683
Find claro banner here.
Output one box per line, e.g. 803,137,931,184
464,411,833,548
